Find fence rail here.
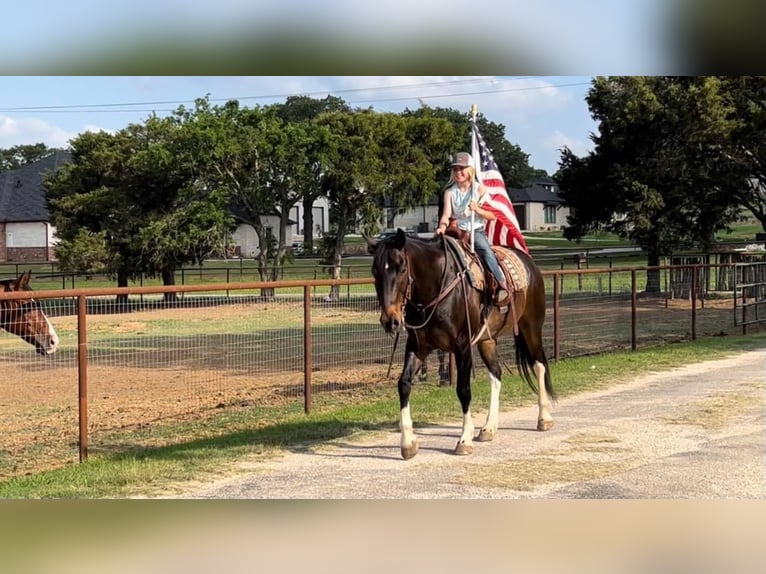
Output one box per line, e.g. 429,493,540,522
0,262,762,477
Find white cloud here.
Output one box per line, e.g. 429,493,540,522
0,115,114,149
0,115,74,148
545,129,593,158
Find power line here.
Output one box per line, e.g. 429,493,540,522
0,77,589,115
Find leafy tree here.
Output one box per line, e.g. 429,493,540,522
46,114,233,301
275,95,351,253
176,98,310,288
402,105,541,186
718,76,766,232
317,109,460,300
53,229,110,276
557,76,744,292
46,129,138,297
0,143,56,172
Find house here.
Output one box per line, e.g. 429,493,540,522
0,150,69,262
507,177,570,232
229,197,333,258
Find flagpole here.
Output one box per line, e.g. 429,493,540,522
470,103,477,253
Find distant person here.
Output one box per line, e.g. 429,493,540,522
435,152,509,305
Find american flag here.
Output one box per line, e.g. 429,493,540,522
471,120,529,255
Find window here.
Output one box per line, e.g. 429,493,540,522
544,206,557,224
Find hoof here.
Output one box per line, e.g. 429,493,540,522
401,442,419,460
454,441,474,456
476,428,495,442
537,419,554,431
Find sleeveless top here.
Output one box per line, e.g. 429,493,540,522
448,181,485,231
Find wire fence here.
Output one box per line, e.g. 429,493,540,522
0,262,764,479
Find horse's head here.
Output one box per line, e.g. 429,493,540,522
371,229,411,334
0,271,59,355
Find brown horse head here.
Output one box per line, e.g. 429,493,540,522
371,229,411,334
0,271,59,355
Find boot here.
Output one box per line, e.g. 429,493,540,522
494,281,510,306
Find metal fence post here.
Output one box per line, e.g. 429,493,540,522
78,294,89,462
303,285,313,414
631,269,637,351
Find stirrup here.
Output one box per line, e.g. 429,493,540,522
495,287,510,306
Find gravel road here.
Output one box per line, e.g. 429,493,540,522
174,349,765,499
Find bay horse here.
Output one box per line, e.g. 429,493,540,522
370,229,555,459
0,271,59,355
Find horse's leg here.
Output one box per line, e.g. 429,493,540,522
454,349,475,455
475,339,502,442
437,350,450,386
398,345,423,460
534,359,554,431
517,315,554,431
418,356,428,382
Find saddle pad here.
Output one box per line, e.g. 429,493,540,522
493,246,530,292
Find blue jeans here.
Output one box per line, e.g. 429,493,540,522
470,228,506,286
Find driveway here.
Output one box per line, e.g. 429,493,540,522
176,349,765,499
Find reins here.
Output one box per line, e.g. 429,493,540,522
385,236,475,377
402,236,464,330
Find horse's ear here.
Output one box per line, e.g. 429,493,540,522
362,234,377,249
13,270,32,290
393,228,407,249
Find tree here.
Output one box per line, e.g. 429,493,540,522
275,95,351,253
46,129,139,299
0,143,56,172
718,76,766,232
46,114,233,301
177,98,307,288
557,76,744,292
402,105,541,186
316,109,460,300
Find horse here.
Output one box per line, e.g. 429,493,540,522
0,271,59,355
370,228,555,459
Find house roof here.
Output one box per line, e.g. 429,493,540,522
0,150,71,223
507,181,565,206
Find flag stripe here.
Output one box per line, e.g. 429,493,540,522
471,121,530,255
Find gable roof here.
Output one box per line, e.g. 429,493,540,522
0,150,71,223
507,180,565,206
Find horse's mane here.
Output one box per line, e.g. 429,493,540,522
373,233,443,263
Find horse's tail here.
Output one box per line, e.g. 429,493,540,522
514,330,556,402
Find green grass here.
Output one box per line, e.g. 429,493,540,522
0,332,763,499
716,219,763,242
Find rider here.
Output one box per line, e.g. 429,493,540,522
435,152,509,305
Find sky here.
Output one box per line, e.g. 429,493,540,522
0,0,684,176
0,76,598,176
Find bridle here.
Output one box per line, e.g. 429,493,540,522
396,237,467,330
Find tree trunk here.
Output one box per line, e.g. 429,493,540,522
161,267,178,302
645,249,662,293
116,270,129,307
325,217,347,302
303,196,315,252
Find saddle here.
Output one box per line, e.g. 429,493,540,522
442,224,529,335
